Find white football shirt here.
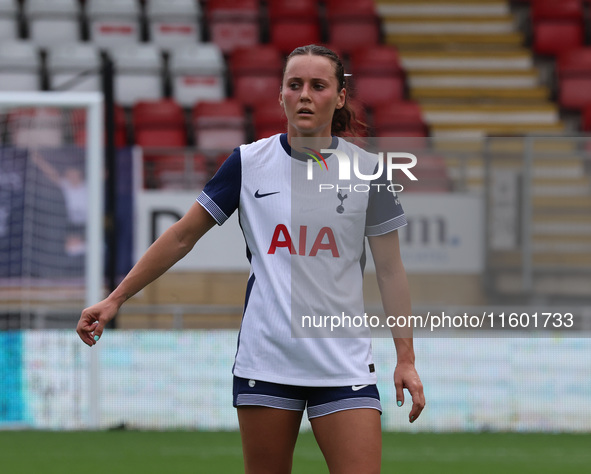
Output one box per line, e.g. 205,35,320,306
197,134,406,386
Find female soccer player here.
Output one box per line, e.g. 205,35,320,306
77,44,425,473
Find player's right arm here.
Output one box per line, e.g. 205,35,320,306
76,202,216,346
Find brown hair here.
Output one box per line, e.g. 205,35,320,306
283,45,366,137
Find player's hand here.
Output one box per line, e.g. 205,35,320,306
394,362,425,423
76,299,119,347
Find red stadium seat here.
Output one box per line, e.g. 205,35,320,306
372,101,427,137
559,78,591,110
135,128,187,147
349,46,405,107
72,104,128,147
132,99,187,147
531,0,584,56
268,0,321,54
252,101,287,140
207,0,260,54
557,48,591,109
397,154,451,193
230,45,283,107
558,48,591,73
132,99,185,129
583,106,591,131
531,0,583,22
144,152,208,189
325,0,380,52
192,99,246,151
533,23,583,57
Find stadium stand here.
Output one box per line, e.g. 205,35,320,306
141,151,208,190
146,0,202,49
0,41,40,92
6,107,64,147
25,0,81,46
325,0,381,52
206,0,261,54
373,0,591,302
583,106,591,132
71,103,128,148
397,153,452,193
531,0,584,57
108,43,164,106
252,99,287,140
46,43,101,92
349,45,405,107
557,47,591,110
372,100,427,137
376,0,564,136
192,99,247,152
169,43,226,107
3,0,590,314
380,2,523,49
230,44,283,107
87,0,141,47
267,0,322,54
131,99,209,189
132,99,186,132
132,99,187,148
0,0,18,42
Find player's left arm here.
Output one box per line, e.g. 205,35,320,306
368,230,425,423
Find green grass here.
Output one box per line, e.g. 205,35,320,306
1,431,590,473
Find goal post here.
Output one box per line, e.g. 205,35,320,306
0,91,103,429
0,91,104,310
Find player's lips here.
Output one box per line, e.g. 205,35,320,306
297,108,314,115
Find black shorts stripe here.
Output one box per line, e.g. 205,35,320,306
233,377,382,419
307,397,382,419
235,394,306,411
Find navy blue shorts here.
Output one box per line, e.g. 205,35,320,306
233,376,382,419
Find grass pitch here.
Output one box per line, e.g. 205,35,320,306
1,431,590,473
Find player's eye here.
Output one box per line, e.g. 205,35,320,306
313,83,326,90
289,82,300,90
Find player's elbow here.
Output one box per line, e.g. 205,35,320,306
375,257,406,285
166,222,197,258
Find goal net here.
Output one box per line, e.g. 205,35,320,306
0,92,104,429
0,92,104,330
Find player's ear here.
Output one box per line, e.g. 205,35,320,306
278,91,284,108
335,88,346,110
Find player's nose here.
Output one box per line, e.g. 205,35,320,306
299,83,312,100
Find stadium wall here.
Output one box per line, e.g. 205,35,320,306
1,330,590,433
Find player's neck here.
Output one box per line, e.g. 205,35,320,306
287,127,333,153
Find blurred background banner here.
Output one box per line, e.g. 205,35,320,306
134,189,247,271
1,330,591,432
398,194,484,274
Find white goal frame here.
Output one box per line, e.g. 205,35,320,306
0,91,104,428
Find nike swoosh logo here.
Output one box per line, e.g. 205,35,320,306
352,385,369,391
255,190,280,198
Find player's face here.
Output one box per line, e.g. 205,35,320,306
280,54,346,140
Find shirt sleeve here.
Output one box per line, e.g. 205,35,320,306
197,147,241,225
365,169,407,237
